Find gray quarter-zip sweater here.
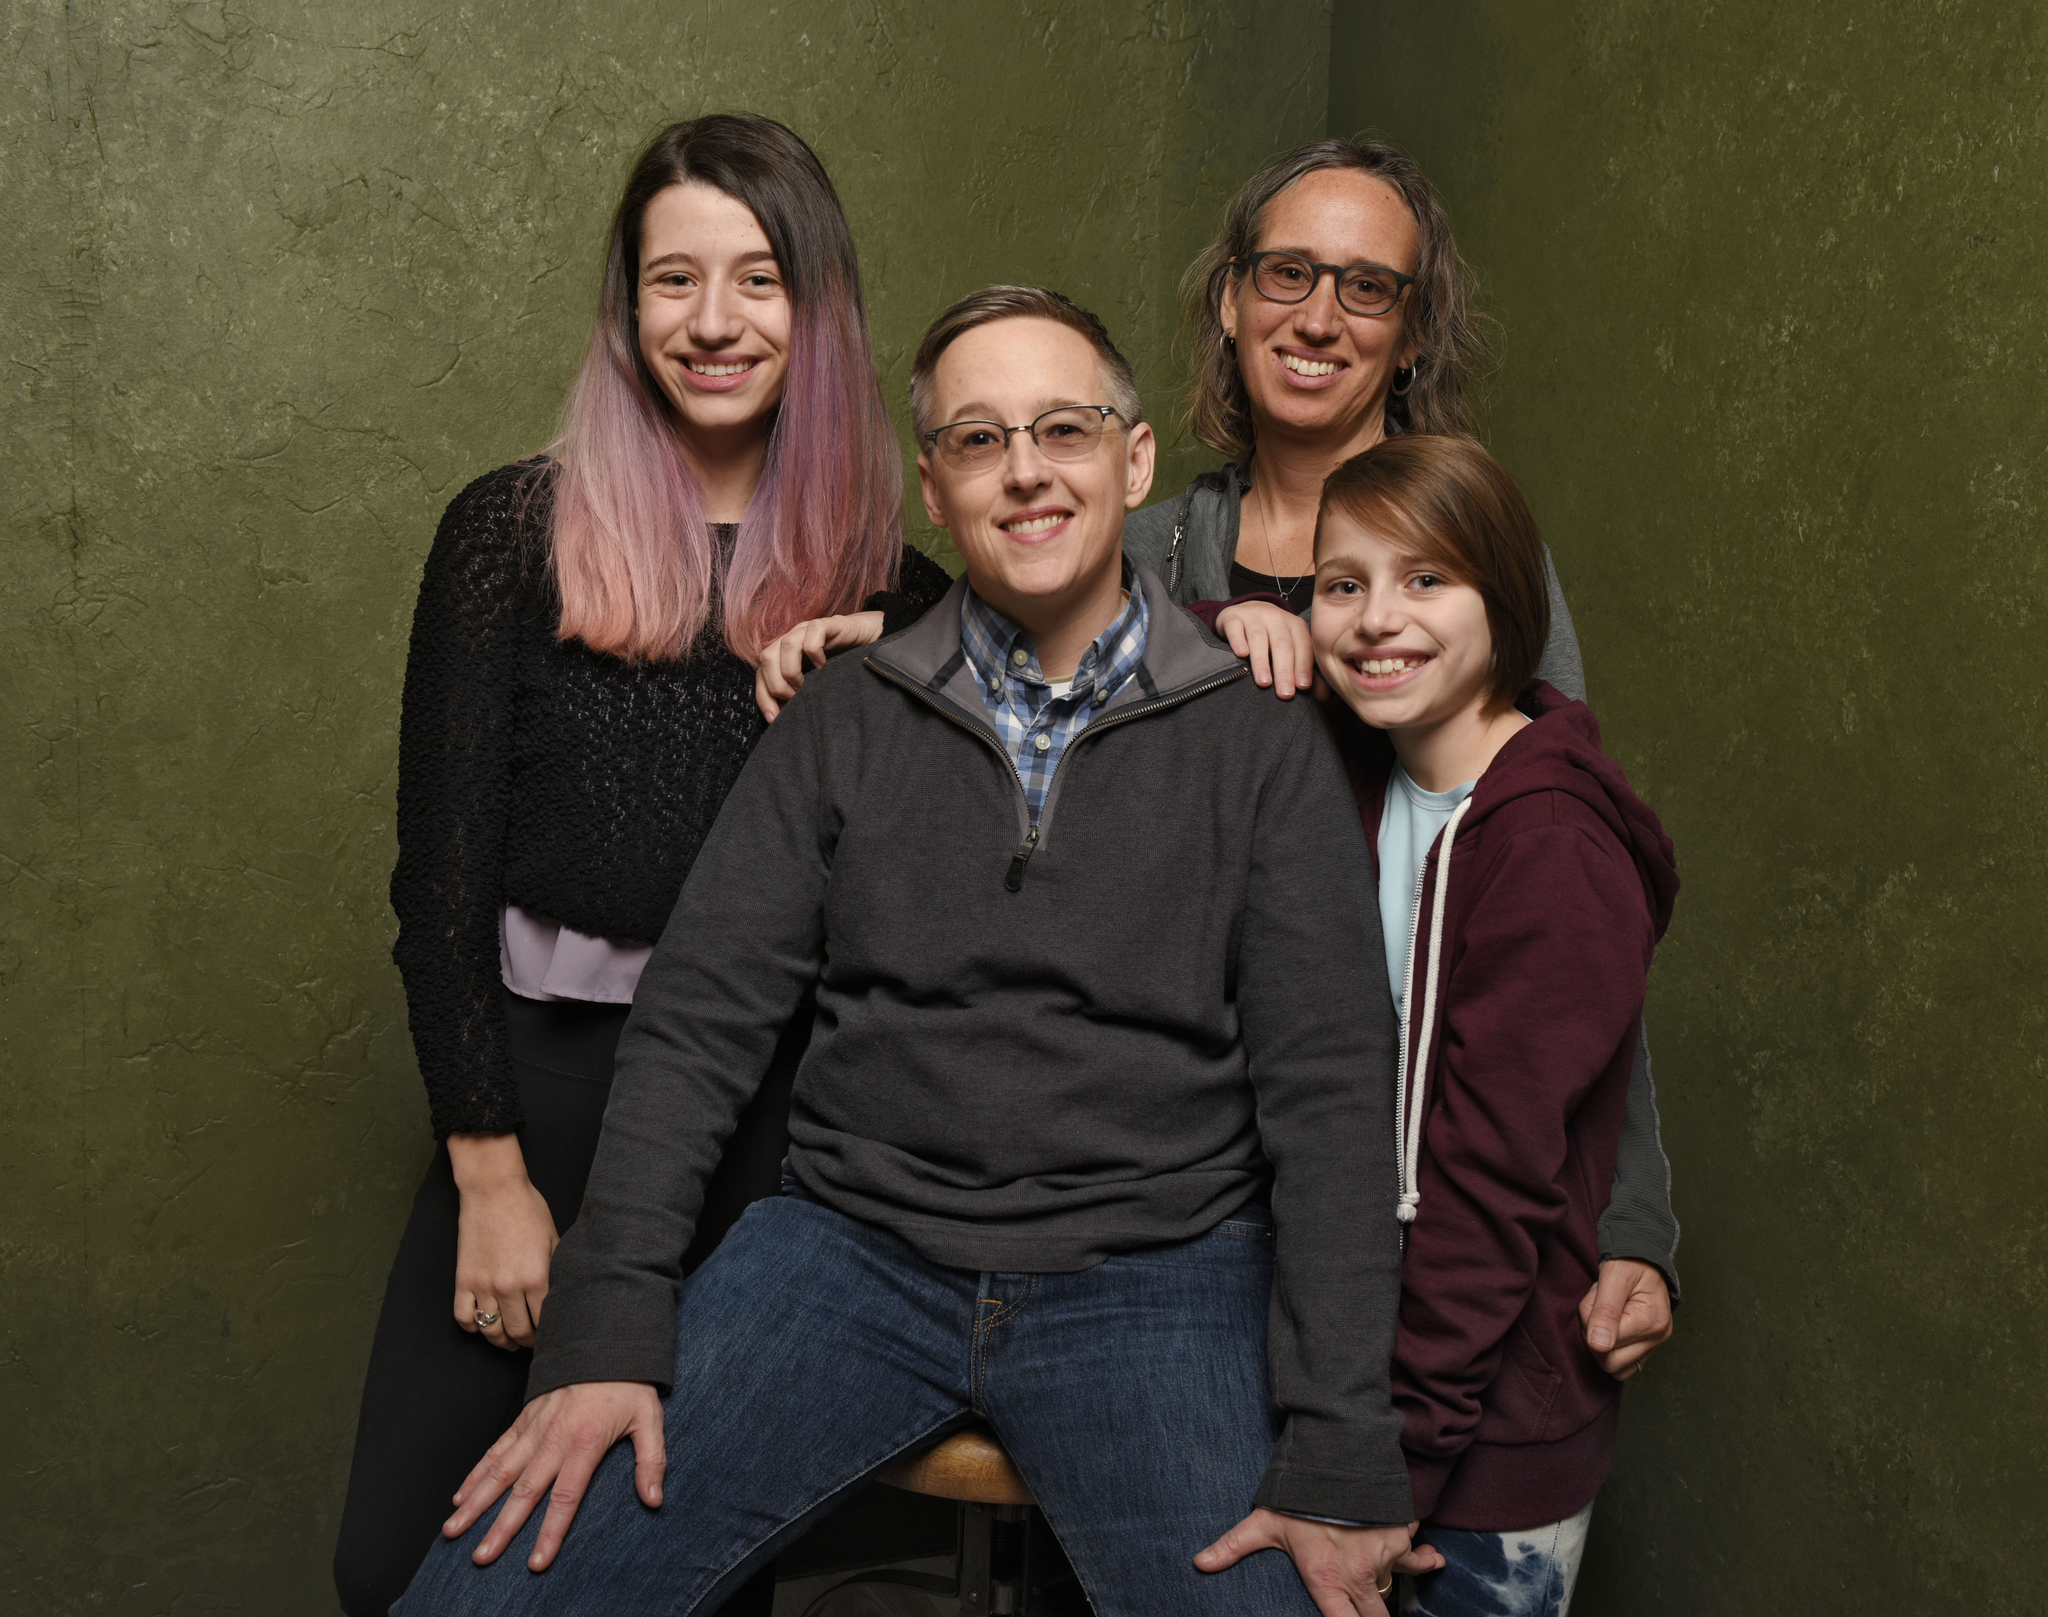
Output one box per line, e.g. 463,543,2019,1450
530,563,1414,1524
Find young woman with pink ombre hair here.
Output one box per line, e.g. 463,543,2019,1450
332,114,949,1617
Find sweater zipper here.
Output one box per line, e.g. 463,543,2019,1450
863,662,1043,890
866,660,1247,890
1011,667,1249,887
1004,825,1040,892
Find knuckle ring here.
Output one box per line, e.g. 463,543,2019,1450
475,1310,501,1327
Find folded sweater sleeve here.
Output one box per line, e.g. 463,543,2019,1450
1240,707,1415,1526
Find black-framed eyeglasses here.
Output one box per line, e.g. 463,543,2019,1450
922,405,1123,471
1238,251,1415,317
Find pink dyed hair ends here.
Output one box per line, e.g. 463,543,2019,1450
546,115,903,665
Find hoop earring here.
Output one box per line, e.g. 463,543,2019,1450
1390,362,1417,396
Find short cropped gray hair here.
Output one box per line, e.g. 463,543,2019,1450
909,285,1142,437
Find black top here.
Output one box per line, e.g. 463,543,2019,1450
1227,559,1315,615
389,461,953,1138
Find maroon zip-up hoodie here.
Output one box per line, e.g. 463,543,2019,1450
1330,681,1678,1530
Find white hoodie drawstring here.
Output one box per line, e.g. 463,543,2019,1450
1396,795,1474,1226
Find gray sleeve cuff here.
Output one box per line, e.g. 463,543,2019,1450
525,1335,677,1403
1598,1020,1682,1301
1254,1461,1414,1529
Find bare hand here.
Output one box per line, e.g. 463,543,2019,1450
1217,600,1323,701
445,1380,665,1570
754,610,887,721
1195,1508,1442,1615
448,1133,559,1351
1580,1258,1674,1379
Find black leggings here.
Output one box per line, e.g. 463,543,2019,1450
333,990,801,1616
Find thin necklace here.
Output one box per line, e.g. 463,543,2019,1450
1251,469,1306,598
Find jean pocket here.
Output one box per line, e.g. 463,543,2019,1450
1211,1199,1274,1243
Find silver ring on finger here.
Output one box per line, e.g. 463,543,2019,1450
475,1309,501,1328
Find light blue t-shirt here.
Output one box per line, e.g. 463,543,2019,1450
1378,765,1476,1017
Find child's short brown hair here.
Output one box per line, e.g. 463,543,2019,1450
1317,436,1551,712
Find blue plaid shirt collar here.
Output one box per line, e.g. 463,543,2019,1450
959,566,1151,821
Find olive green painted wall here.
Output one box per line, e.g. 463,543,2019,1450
0,4,1330,1609
1333,3,2046,1611
13,1,2041,1610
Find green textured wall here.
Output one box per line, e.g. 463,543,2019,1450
13,0,2041,1609
0,3,1330,1609
1333,3,2046,1611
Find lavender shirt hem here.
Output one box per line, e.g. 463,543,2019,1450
500,904,652,1004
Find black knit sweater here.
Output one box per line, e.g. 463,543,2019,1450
390,461,954,1138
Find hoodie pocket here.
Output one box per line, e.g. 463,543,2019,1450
1473,1322,1565,1445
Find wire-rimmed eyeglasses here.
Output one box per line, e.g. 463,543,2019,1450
1238,251,1415,317
922,405,1123,471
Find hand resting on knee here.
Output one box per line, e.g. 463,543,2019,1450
441,1380,666,1571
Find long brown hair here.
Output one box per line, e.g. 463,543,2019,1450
1179,136,1494,463
546,114,902,664
1319,435,1549,712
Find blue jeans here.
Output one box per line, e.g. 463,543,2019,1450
395,1190,1320,1617
1401,1503,1593,1617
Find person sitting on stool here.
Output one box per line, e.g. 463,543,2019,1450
395,285,1443,1617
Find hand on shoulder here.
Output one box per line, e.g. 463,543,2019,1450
1216,599,1325,702
754,610,887,721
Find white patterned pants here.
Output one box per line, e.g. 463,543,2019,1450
1400,1503,1595,1617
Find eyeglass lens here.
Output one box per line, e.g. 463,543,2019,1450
932,407,1110,469
1252,253,1405,316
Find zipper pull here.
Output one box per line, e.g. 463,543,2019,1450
1004,825,1041,892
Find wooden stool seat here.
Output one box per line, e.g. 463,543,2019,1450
807,1429,1080,1614
879,1427,1035,1507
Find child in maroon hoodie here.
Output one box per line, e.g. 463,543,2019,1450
1300,436,1679,1615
